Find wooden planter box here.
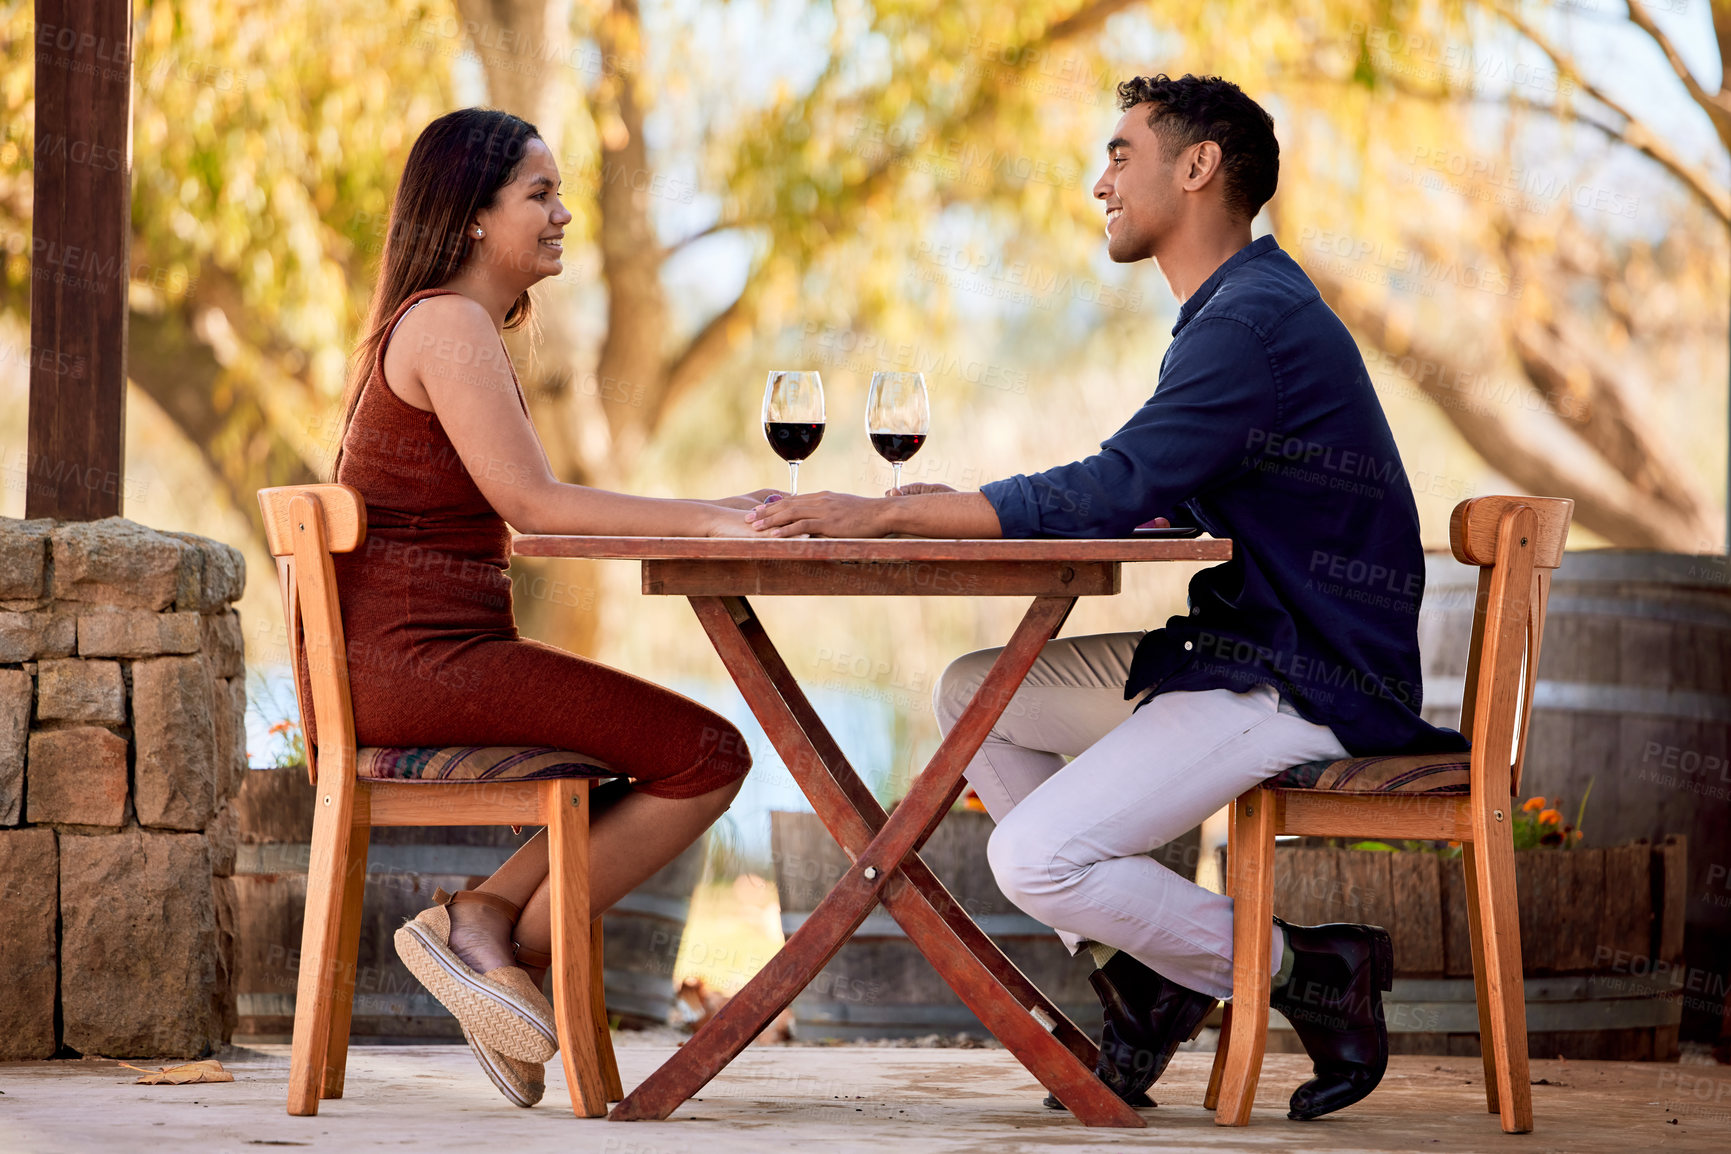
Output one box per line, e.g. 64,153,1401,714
1261,838,1688,1060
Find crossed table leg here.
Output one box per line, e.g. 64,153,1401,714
609,594,1145,1127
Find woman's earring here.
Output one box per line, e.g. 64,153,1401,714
473,228,484,238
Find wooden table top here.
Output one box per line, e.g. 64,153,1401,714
510,535,1233,563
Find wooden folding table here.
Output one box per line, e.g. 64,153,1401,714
509,534,1233,1126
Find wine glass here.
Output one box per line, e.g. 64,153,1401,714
762,371,825,495
865,371,930,493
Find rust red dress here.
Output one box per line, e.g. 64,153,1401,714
295,288,750,799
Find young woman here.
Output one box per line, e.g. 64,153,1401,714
308,108,756,1106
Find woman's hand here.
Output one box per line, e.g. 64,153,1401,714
704,505,765,537
708,488,788,510
885,482,956,497
747,491,890,538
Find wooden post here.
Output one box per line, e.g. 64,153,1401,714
26,0,132,521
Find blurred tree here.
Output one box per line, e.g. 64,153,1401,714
1276,0,1729,549
2,0,453,522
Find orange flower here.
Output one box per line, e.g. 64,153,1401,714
1521,797,1546,813
268,720,294,736
1571,829,1584,842
1538,808,1563,826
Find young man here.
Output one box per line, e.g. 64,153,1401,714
748,73,1467,1120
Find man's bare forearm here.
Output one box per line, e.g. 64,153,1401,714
880,491,1004,538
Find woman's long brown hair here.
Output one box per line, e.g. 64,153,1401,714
330,108,542,478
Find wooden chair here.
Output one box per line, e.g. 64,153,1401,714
1204,494,1574,1135
259,483,623,1117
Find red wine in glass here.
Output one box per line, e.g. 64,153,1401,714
762,371,825,494
865,372,930,491
868,432,925,462
765,422,826,461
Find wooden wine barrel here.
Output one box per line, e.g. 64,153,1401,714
770,809,1201,1042
1419,549,1731,1040
595,835,708,1028
229,767,701,1039
1260,843,1686,1060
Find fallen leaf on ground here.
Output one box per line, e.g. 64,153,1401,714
121,1059,235,1085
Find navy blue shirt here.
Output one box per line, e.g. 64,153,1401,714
982,235,1466,757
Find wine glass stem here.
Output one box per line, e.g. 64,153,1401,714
892,462,902,493
789,460,800,496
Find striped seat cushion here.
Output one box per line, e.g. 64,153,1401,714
1270,752,1472,794
356,746,615,783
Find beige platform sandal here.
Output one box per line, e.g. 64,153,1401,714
460,1022,545,1108
394,888,559,1064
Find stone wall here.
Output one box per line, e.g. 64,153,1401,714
0,516,246,1059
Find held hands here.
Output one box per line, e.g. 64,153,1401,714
748,491,892,538
746,484,1003,539
708,488,788,511
702,505,765,536
704,489,792,536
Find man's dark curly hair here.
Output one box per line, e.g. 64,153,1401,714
1115,73,1279,221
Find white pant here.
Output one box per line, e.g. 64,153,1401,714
933,632,1348,999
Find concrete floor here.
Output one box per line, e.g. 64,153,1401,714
3,1039,1727,1154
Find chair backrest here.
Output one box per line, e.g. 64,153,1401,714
257,484,368,786
1447,495,1574,797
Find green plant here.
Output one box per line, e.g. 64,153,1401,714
266,718,307,771
1347,779,1592,856
1512,781,1592,851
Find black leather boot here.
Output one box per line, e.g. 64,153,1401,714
1042,951,1217,1110
1269,916,1394,1120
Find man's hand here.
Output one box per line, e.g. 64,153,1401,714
747,491,890,538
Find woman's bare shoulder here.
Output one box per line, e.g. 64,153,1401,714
382,293,501,409
394,291,494,351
